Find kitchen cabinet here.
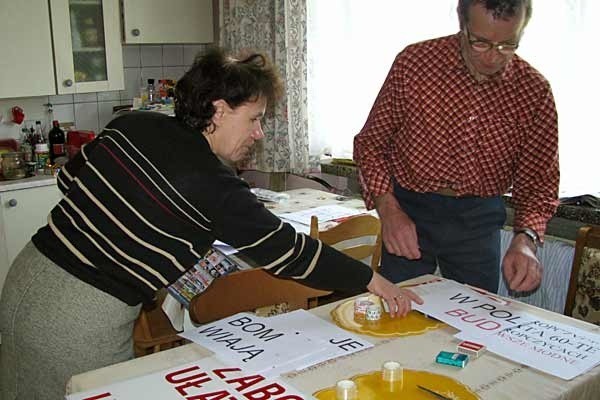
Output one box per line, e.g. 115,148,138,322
122,0,214,44
50,0,124,94
0,183,61,294
0,0,124,99
0,0,56,99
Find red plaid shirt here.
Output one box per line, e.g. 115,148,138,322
354,34,559,240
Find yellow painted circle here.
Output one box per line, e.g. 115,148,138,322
314,369,480,400
331,296,443,337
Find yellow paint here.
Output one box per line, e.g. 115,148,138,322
331,296,443,337
314,369,480,400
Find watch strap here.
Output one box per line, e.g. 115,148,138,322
514,228,540,247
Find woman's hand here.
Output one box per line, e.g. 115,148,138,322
366,272,424,318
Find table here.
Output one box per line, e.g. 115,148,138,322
208,187,368,259
258,187,369,228
224,187,372,268
68,274,600,399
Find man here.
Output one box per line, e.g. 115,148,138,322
354,0,559,294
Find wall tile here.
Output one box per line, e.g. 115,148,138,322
121,67,141,102
1,96,50,123
49,94,74,105
122,45,141,68
141,45,163,67
97,90,121,102
162,45,184,66
52,104,75,125
1,44,210,142
141,67,163,85
74,93,98,103
74,102,99,133
184,45,205,66
98,100,121,130
163,66,186,80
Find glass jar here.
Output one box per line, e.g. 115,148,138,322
1,152,26,180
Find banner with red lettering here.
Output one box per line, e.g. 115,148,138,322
410,279,537,335
456,319,600,380
66,358,314,400
411,279,600,380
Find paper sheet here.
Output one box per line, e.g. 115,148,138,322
179,309,372,377
278,205,364,226
411,279,536,336
161,293,185,332
413,279,600,380
456,319,600,380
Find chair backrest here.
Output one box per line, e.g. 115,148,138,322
188,268,331,325
133,289,187,357
310,214,382,271
564,225,600,323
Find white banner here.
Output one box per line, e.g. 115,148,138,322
412,279,600,380
179,309,373,376
411,279,536,336
66,358,313,400
457,319,600,380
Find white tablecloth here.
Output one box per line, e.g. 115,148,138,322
68,275,600,399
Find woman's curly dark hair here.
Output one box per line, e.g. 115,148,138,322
174,47,284,132
458,0,532,27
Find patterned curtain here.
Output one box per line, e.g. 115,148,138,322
219,0,309,174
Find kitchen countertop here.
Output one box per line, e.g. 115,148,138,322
0,175,57,193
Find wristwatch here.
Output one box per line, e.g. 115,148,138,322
514,227,540,248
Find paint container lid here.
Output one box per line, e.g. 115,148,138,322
335,379,357,400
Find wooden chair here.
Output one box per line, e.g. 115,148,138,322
310,214,382,304
133,289,188,357
134,270,331,355
564,225,600,324
188,268,331,324
310,214,382,271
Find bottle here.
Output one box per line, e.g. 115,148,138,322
34,120,45,144
20,127,33,162
139,84,148,107
34,143,50,172
48,120,66,163
147,78,156,103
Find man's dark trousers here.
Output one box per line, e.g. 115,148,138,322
379,183,506,293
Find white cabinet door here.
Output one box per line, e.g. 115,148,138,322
0,184,61,293
122,0,214,44
0,0,56,99
50,0,124,94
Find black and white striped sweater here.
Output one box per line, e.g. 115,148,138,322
32,112,373,305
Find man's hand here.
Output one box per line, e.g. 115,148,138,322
375,193,421,259
366,272,424,318
502,233,542,291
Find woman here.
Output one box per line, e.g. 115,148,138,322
0,48,422,399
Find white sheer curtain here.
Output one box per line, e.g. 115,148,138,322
307,0,599,195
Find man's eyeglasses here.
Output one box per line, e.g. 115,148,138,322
464,27,519,56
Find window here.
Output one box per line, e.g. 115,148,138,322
307,0,599,196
